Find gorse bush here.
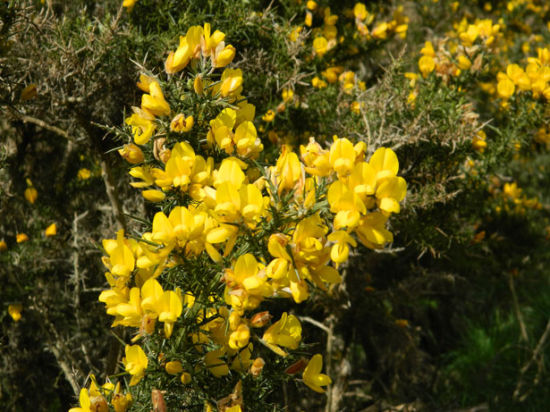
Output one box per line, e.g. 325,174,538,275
2,0,550,411
86,20,406,411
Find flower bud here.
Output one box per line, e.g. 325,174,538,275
250,357,265,377
20,84,37,101
142,190,166,202
194,75,204,95
180,372,192,384
250,311,272,328
151,389,166,412
165,361,183,375
118,143,144,164
285,358,308,375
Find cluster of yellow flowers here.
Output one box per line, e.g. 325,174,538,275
71,21,406,411
414,17,501,83
496,48,550,100
69,377,132,412
288,2,408,74
353,3,408,41
489,179,542,215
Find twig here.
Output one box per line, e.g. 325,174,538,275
513,318,550,401
8,107,74,141
508,273,529,343
299,316,330,334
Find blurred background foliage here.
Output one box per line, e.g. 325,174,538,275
1,0,550,410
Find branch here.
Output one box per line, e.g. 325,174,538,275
508,273,529,343
8,107,74,141
514,318,550,401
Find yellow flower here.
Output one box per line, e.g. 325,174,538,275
355,212,393,249
157,289,183,338
272,145,303,194
69,388,91,412
234,121,263,158
122,0,138,11
420,41,435,57
250,357,265,377
136,73,154,92
123,344,148,386
457,55,472,71
45,223,57,237
371,22,388,40
305,11,313,27
78,168,92,180
369,147,399,183
354,3,368,20
418,55,435,78
302,354,332,393
111,382,132,412
194,75,204,94
170,114,194,133
8,304,22,322
311,76,327,88
0,240,7,251
125,113,156,145
300,137,331,177
224,253,270,311
329,136,356,177
282,88,294,103
213,44,236,68
165,28,200,74
155,141,197,190
262,109,275,122
16,233,29,243
472,130,487,152
376,176,407,214
306,0,317,10
24,178,37,204
496,72,515,99
313,36,328,56
218,68,243,99
262,312,302,356
141,81,170,117
328,230,357,264
228,323,251,350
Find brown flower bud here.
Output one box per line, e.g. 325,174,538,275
250,357,265,377
151,389,166,412
250,311,272,328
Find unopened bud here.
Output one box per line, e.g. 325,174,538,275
151,389,166,412
165,360,183,375
250,357,265,377
118,143,144,164
194,75,204,95
250,311,272,328
285,358,308,375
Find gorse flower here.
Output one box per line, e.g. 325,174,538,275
302,354,332,393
